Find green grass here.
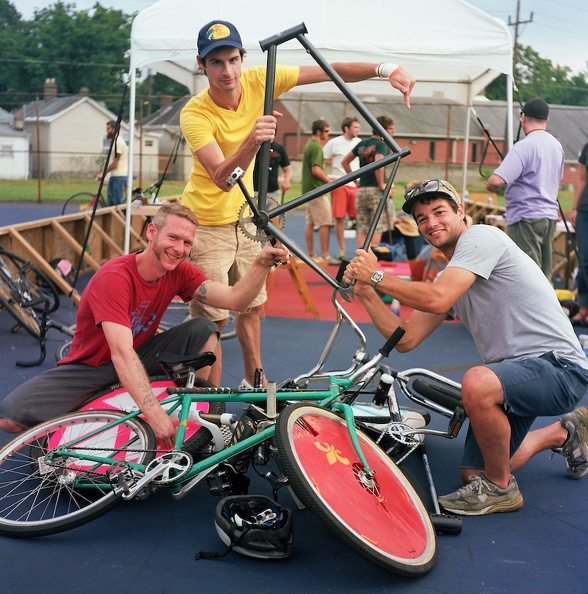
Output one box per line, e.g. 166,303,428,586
0,179,187,202
0,178,574,212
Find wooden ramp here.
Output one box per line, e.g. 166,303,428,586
0,205,155,305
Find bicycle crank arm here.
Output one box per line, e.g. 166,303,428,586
171,464,220,500
117,459,183,500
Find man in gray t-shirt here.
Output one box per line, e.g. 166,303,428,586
344,178,588,516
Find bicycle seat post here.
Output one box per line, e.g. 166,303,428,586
266,381,277,420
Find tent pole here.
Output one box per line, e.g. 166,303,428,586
461,86,473,197
125,68,137,255
506,77,514,151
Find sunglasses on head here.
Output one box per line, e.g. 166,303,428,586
405,179,454,200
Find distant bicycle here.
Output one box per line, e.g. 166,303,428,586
0,245,74,366
61,179,166,216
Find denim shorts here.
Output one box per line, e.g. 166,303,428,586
461,351,588,469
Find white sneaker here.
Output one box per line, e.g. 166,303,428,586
239,378,253,390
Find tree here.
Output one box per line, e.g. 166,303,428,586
485,44,588,107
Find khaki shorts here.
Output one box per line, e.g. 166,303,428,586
189,222,265,322
305,194,332,227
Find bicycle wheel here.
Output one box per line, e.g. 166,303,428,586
221,312,237,341
80,377,225,455
0,248,60,314
275,403,437,577
0,410,156,538
61,192,105,216
55,338,72,361
0,274,40,337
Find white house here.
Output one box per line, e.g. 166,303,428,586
22,83,160,181
0,107,29,180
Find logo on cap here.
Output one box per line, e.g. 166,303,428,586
206,23,231,41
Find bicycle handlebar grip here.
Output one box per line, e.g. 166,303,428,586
379,326,406,358
259,23,308,51
335,258,350,284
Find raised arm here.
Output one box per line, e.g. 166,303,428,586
297,63,415,108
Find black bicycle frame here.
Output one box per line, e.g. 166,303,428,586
238,23,411,291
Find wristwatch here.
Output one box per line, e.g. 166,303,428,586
370,270,384,288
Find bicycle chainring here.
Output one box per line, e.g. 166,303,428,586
146,451,193,484
238,197,284,242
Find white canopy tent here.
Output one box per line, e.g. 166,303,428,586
124,0,513,251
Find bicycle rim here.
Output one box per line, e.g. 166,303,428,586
0,411,155,538
0,276,40,338
61,192,99,216
275,403,437,577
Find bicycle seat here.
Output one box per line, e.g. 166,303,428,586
157,351,217,383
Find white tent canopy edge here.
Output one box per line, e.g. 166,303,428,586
124,0,513,252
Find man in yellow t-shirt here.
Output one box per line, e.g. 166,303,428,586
180,19,416,387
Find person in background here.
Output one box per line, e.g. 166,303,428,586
569,141,588,325
302,119,340,265
323,116,362,259
344,179,588,516
253,139,291,201
487,97,564,279
180,19,415,388
341,115,396,248
99,120,128,206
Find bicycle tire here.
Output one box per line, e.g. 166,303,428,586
221,312,237,341
0,274,40,338
61,192,106,216
0,248,60,314
79,377,225,454
0,410,156,538
55,338,72,361
275,403,437,577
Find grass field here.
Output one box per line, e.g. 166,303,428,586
0,178,574,212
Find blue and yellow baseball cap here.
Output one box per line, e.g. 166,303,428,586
197,20,243,59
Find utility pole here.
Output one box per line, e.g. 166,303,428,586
508,0,533,75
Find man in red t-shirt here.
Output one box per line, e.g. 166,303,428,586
0,203,288,447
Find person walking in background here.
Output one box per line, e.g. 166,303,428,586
323,116,362,259
569,141,588,325
341,115,396,248
253,139,292,201
99,120,128,206
180,19,415,387
487,97,564,279
301,119,340,265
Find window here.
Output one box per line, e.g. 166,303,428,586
0,144,14,158
428,141,436,161
471,143,478,163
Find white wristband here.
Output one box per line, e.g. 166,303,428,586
376,62,400,79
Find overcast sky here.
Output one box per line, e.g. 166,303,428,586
11,0,588,74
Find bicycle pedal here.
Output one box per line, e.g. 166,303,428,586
448,406,466,437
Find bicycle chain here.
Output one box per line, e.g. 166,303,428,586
374,421,422,465
44,445,193,483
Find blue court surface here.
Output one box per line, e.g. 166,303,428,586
0,203,587,593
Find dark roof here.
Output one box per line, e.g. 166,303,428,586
139,92,588,163
142,95,191,128
22,95,88,120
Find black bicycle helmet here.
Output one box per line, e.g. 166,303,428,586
213,495,294,559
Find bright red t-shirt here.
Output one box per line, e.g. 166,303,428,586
59,253,207,367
